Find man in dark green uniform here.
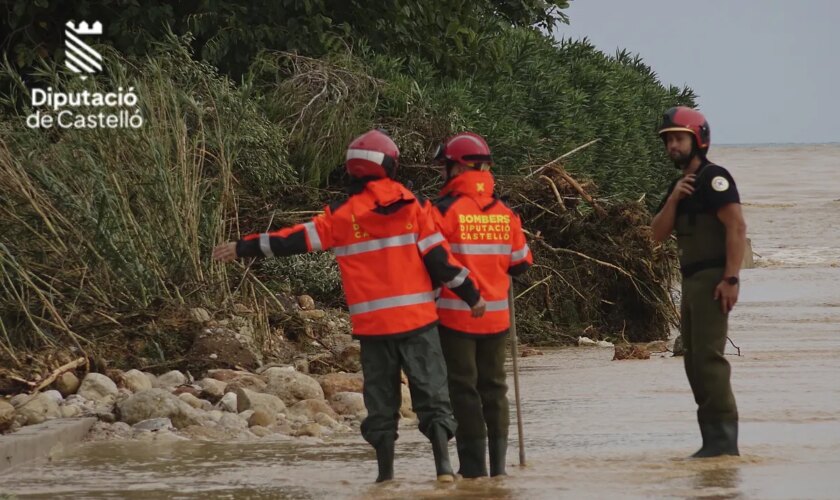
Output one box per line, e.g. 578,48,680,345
651,106,747,457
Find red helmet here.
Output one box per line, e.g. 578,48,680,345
658,107,710,153
345,129,399,179
433,132,493,168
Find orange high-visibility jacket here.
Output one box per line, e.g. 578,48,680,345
236,177,481,338
431,170,532,336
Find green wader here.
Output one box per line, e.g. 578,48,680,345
359,325,457,480
676,208,739,456
439,330,509,476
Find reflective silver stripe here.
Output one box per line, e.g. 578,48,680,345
348,291,436,315
437,298,509,312
444,267,469,289
450,243,512,255
346,148,385,165
417,232,445,253
333,233,417,257
259,233,274,257
510,244,530,262
303,221,322,251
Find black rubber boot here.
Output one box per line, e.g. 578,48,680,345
692,420,739,458
488,437,508,476
375,438,395,482
456,438,488,478
430,426,455,482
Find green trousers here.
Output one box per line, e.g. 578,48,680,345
680,268,739,422
439,330,509,440
359,325,457,448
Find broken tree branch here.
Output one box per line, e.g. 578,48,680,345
525,138,601,179
31,356,86,393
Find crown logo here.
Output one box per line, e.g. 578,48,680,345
65,21,102,35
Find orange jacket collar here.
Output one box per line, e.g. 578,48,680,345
365,178,416,206
440,170,495,198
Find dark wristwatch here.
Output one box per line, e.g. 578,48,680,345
723,276,739,285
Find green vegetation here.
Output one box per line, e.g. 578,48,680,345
0,1,691,367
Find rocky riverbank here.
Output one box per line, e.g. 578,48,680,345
1,364,418,444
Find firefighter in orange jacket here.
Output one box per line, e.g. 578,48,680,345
430,132,533,478
213,130,487,483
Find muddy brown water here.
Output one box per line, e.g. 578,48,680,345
2,145,839,499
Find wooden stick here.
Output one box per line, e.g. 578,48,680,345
515,275,552,300
525,138,601,179
508,277,526,466
31,356,86,393
539,175,568,212
555,170,608,217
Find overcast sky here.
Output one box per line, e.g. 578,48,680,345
554,0,840,144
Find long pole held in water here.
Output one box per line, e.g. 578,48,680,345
508,277,526,466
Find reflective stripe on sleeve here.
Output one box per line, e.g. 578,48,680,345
348,291,436,315
303,221,322,251
417,232,445,253
259,233,273,257
333,233,417,257
436,298,509,312
510,244,530,262
444,267,469,289
450,243,512,255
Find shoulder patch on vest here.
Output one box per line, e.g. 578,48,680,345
711,176,730,192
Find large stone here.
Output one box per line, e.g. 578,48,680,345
206,369,253,382
186,326,260,371
318,372,364,400
17,392,61,425
297,295,315,310
87,421,133,441
59,405,82,418
117,388,204,429
180,425,239,441
224,375,268,395
250,425,273,438
10,394,29,408
154,370,187,389
179,393,213,411
55,372,80,396
42,390,63,404
218,412,248,431
197,378,227,402
294,423,323,438
143,372,157,387
337,344,361,372
219,392,238,413
132,417,173,432
78,373,119,404
613,344,651,361
329,392,366,417
289,399,338,421
123,369,153,392
248,409,275,427
314,412,339,429
0,400,15,432
235,388,286,415
299,309,326,320
263,367,324,404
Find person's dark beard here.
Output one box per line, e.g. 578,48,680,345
670,150,692,169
